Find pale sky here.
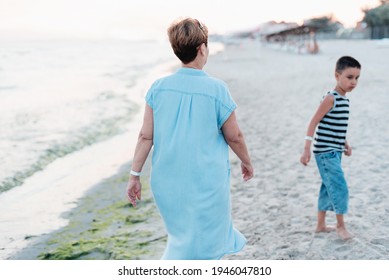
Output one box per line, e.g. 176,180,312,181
0,0,381,40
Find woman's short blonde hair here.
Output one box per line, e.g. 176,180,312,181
167,17,208,64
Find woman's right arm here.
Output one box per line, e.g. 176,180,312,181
222,111,254,181
127,104,154,207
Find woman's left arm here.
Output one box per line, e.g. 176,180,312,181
222,111,254,181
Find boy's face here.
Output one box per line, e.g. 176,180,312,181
335,67,361,93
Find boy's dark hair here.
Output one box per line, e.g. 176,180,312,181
336,56,361,73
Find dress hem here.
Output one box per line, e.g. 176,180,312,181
216,239,247,260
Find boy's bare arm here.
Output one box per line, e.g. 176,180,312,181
300,95,334,165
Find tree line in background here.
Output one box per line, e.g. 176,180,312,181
232,1,389,41
362,0,389,39
305,0,389,39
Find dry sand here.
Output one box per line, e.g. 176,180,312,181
7,39,389,260
212,39,389,260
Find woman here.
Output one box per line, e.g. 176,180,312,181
127,17,254,260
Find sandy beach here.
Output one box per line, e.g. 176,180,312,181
5,39,389,260
212,39,389,260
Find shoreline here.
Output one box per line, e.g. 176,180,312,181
9,159,166,260
0,57,177,260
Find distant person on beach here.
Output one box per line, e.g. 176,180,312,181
126,17,254,259
300,56,361,240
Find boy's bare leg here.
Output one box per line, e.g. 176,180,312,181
336,214,353,240
315,211,336,232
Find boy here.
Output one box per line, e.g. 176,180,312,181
300,56,361,240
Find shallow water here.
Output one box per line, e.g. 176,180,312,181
0,39,173,192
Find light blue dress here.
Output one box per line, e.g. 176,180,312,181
145,67,246,260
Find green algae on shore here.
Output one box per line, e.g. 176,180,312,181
35,163,166,260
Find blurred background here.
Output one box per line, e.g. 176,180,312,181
1,0,388,261
1,0,388,210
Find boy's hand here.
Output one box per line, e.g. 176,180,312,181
300,149,311,166
344,143,352,156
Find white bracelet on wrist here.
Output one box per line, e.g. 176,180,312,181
304,136,314,141
130,170,141,176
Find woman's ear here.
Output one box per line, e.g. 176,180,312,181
199,43,207,56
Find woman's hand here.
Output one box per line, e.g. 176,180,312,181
127,177,142,207
241,162,254,181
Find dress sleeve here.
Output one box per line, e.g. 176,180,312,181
145,84,155,109
217,87,237,130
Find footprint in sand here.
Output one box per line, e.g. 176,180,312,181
371,238,389,250
334,245,352,252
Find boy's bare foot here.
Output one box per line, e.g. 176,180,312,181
336,227,354,240
315,225,336,233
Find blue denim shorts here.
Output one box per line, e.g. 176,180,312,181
314,151,348,214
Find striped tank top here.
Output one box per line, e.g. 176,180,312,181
313,91,349,154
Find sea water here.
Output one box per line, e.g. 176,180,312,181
0,39,174,193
